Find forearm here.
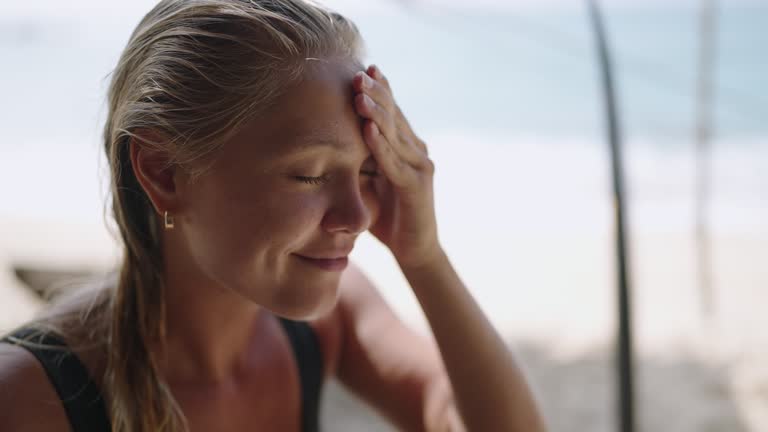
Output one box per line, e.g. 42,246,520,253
400,249,546,432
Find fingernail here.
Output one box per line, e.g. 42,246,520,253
362,73,373,89
363,94,374,108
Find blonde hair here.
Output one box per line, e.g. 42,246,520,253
12,1,365,431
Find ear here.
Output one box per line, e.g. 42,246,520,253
129,131,180,217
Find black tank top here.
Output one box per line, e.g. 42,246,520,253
1,318,324,432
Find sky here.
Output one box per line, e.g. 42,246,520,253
1,0,762,19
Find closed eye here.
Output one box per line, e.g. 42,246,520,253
295,175,329,185
295,170,379,185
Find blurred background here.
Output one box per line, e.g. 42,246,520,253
0,0,765,431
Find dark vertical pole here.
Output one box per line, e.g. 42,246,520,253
695,0,718,320
585,2,635,432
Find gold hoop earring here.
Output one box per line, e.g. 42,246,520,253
164,211,175,230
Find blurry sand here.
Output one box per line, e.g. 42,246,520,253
1,217,766,431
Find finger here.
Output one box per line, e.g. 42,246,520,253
368,65,391,92
355,93,424,166
362,66,428,155
392,105,414,135
355,66,411,135
364,121,411,187
398,128,429,159
354,71,395,114
354,92,396,141
392,105,428,154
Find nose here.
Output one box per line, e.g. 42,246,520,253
322,178,372,235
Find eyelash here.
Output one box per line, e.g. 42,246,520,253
296,174,330,185
296,170,379,185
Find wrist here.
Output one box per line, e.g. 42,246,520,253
397,244,448,275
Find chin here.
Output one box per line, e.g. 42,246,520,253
268,278,341,321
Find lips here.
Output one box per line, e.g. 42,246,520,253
294,243,354,271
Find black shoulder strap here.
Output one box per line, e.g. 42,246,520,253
4,322,322,432
278,318,325,432
2,328,111,432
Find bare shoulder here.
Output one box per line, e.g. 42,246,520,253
0,342,70,431
310,262,458,431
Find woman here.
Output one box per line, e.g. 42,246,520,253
0,1,546,431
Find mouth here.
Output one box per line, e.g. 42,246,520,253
293,254,349,272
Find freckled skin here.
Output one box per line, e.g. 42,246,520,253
170,60,380,320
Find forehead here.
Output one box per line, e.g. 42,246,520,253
228,60,366,160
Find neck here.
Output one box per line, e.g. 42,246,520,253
158,259,265,386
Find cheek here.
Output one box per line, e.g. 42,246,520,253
277,192,328,236
179,190,330,301
180,193,270,282
184,184,327,267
